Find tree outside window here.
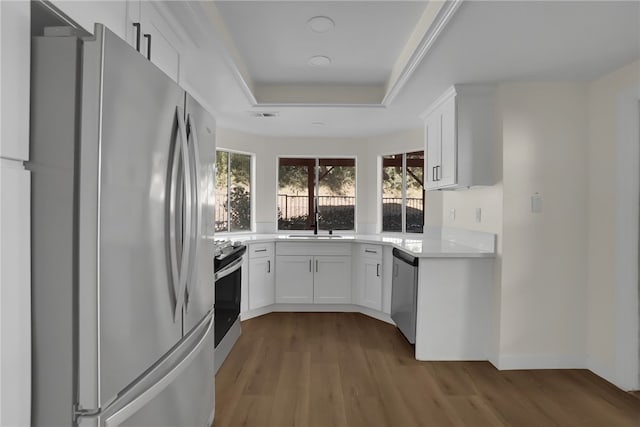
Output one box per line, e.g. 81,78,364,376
382,151,424,233
278,157,356,231
215,150,252,232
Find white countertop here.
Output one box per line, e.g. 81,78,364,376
224,230,496,258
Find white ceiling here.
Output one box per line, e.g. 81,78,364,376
215,1,426,86
189,1,640,138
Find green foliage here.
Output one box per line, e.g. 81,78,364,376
318,166,355,195
382,166,403,193
278,163,355,196
229,186,250,230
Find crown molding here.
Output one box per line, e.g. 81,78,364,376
382,0,464,106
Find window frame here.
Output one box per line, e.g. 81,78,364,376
276,155,358,233
379,150,425,234
215,148,255,234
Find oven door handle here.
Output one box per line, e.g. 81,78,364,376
215,256,244,282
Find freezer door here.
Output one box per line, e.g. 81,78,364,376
78,312,215,427
85,26,187,406
183,94,216,334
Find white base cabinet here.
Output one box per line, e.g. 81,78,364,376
247,243,275,310
275,256,313,303
354,244,383,311
275,243,352,304
313,256,351,304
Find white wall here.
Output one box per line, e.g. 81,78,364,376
441,83,591,370
587,60,640,390
497,83,590,369
216,127,441,234
217,128,365,232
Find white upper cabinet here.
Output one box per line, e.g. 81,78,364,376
50,1,128,40
136,1,182,82
1,0,30,160
423,85,495,190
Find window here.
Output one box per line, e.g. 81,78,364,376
278,157,356,231
215,150,252,232
381,151,424,233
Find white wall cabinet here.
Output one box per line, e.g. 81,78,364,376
1,0,30,160
49,0,128,41
423,85,495,190
136,1,182,82
247,243,275,310
275,243,352,304
51,1,182,83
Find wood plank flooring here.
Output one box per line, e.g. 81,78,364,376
213,312,640,427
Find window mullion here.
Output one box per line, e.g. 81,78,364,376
226,152,231,232
315,158,320,230
402,153,407,233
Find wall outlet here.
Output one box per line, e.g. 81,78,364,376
475,208,482,223
449,208,456,221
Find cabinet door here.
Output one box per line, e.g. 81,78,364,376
275,256,313,304
1,0,30,160
0,162,31,427
248,257,274,310
140,1,181,82
424,112,441,190
50,1,128,39
362,259,383,311
240,255,249,314
314,256,351,304
439,95,457,187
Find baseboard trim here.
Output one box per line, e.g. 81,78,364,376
496,353,586,370
241,304,395,325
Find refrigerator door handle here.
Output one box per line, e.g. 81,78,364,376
183,114,202,312
101,311,213,427
173,106,192,321
167,109,181,320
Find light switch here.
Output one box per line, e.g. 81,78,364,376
450,208,456,221
475,208,482,223
531,193,542,213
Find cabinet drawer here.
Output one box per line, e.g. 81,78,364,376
248,242,274,259
276,242,351,256
360,244,382,260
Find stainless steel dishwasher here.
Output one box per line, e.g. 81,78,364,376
391,248,419,344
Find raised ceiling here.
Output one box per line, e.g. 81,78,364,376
185,1,640,137
216,1,426,86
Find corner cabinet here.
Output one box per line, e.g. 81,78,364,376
275,243,352,304
353,244,383,311
247,242,275,310
423,85,495,190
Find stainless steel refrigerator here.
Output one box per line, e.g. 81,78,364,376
29,24,216,426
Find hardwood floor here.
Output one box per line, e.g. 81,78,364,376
213,312,640,427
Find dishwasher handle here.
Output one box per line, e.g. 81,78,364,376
392,248,419,267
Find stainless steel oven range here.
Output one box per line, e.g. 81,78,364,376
213,240,246,371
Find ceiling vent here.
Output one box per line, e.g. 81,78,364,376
249,111,279,118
